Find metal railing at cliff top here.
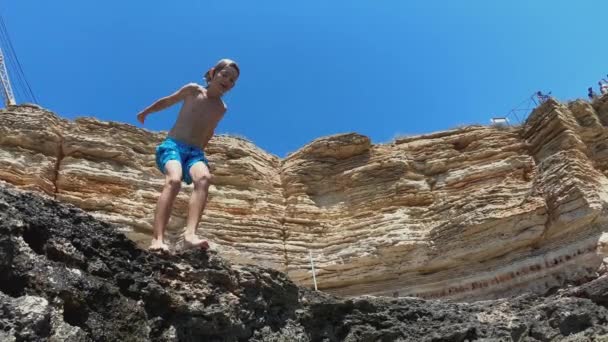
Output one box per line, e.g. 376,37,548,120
500,92,549,126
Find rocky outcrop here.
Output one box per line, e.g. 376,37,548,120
2,95,608,301
0,105,287,271
2,184,608,341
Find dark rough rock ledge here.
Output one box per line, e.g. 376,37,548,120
1,184,608,341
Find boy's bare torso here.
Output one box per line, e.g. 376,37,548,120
168,84,226,148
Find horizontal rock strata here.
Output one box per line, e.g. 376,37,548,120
2,186,608,341
2,95,608,300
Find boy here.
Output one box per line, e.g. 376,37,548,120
137,59,240,252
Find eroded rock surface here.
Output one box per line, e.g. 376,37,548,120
2,185,608,341
2,95,608,300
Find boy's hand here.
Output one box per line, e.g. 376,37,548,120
137,112,147,124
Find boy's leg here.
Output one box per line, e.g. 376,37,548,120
183,161,211,249
150,160,183,251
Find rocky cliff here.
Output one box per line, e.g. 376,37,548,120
2,95,608,301
2,184,608,341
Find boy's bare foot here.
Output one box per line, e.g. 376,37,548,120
149,239,170,253
179,233,209,251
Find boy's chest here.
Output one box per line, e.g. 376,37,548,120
189,94,224,118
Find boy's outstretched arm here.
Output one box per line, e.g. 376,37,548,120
137,83,200,124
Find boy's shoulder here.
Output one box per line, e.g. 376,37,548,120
183,82,205,93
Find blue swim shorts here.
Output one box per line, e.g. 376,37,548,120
155,137,209,185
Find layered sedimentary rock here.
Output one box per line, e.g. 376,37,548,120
0,105,287,271
2,186,608,341
2,95,608,301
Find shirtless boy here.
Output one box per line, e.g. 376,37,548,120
137,59,240,252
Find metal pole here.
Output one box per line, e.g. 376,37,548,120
0,50,7,107
309,249,318,291
0,47,16,107
531,94,539,107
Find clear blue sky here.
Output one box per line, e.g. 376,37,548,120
3,1,607,157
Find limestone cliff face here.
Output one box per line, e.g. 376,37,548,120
2,96,608,301
3,185,608,341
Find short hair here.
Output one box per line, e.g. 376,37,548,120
204,59,240,83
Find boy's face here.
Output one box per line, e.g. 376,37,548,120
208,66,239,95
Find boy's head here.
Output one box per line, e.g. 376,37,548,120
204,59,240,95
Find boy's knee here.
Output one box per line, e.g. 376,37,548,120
165,176,182,190
193,174,211,189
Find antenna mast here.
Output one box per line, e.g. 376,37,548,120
0,46,16,107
